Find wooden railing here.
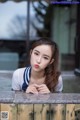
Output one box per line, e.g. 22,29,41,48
0,91,80,120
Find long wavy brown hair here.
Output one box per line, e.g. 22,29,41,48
30,37,60,92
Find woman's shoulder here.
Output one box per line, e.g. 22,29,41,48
55,74,63,92
12,67,26,80
58,74,62,82
13,66,31,78
12,67,27,91
13,67,26,75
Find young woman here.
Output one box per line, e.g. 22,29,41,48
12,37,63,94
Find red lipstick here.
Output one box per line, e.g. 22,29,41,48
34,64,39,68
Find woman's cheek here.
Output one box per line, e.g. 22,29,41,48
42,61,50,69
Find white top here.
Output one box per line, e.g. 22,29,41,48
12,67,63,92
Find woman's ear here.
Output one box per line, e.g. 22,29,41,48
30,49,32,55
50,59,54,65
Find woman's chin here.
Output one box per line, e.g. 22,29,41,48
32,67,41,72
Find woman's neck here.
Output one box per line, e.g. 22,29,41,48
31,69,45,80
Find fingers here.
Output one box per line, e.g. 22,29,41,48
37,84,50,94
26,84,50,94
29,89,38,94
26,85,38,94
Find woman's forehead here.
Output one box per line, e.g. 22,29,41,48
33,45,53,56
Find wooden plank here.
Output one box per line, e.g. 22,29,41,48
1,103,17,120
42,104,50,120
50,104,65,120
32,104,50,120
66,104,75,120
33,104,43,120
17,104,33,120
48,104,57,120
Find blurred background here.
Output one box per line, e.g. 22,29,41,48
0,0,80,92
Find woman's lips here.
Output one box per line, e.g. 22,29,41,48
34,64,39,68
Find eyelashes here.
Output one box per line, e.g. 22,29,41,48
34,52,49,60
43,57,49,60
34,52,39,56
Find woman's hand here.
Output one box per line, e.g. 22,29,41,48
26,84,38,94
26,84,50,94
37,84,50,94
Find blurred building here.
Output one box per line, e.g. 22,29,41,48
0,0,80,75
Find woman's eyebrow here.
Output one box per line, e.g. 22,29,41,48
34,50,50,58
34,50,40,53
43,54,50,58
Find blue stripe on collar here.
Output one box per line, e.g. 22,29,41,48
22,66,31,91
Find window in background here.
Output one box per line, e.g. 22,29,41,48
0,1,27,70
0,1,27,40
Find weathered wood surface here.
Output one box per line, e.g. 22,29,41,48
0,104,80,120
0,91,80,120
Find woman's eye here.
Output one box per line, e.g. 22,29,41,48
34,52,39,55
44,57,48,60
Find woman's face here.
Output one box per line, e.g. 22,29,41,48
30,45,53,72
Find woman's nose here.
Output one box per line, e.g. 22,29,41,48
37,56,42,64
